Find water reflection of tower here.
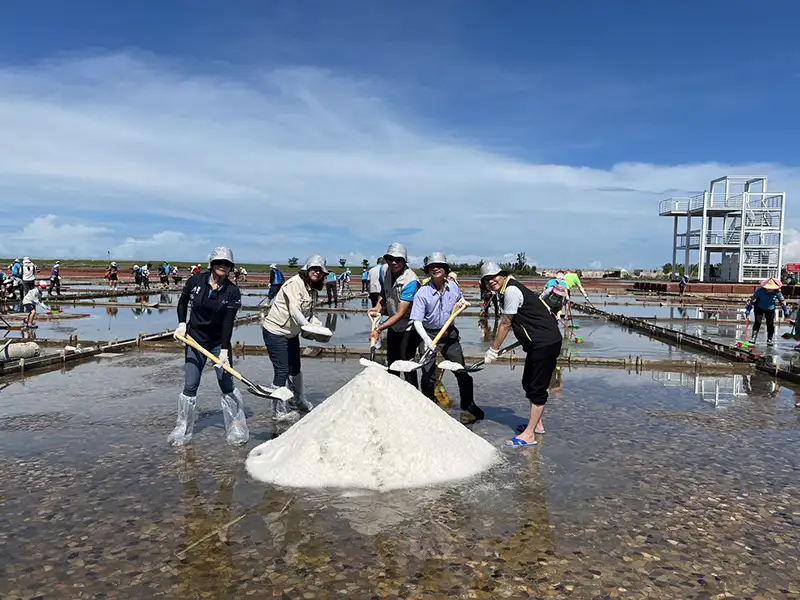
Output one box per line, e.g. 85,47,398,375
651,372,748,407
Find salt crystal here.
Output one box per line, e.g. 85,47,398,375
246,366,500,491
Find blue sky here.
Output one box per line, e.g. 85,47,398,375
1,1,799,268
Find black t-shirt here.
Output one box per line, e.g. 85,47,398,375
177,272,241,349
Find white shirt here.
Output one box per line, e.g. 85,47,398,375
502,286,524,315
23,287,42,306
367,264,386,294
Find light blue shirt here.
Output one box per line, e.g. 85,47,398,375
410,280,462,330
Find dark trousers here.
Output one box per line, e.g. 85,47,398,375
521,341,562,406
362,280,369,293
326,282,338,305
48,278,61,296
22,280,34,295
753,307,775,339
183,343,234,396
387,327,421,388
262,329,301,387
420,327,473,409
369,292,380,307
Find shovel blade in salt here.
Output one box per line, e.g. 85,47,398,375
387,359,422,372
359,357,387,369
437,360,464,372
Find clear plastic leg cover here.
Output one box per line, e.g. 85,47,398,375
288,372,314,412
220,388,249,445
270,386,300,423
168,394,197,446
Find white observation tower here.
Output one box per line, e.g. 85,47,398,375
659,176,785,283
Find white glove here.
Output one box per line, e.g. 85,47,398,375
214,349,230,370
310,316,323,327
174,322,187,344
484,347,499,365
301,324,332,336
422,334,435,352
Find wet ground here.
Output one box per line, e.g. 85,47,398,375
2,354,799,599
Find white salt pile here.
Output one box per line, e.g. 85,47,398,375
246,366,500,492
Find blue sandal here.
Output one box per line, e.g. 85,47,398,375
504,437,537,448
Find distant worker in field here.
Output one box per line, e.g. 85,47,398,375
21,280,50,330
191,264,201,276
170,246,248,446
369,243,421,388
47,261,61,297
158,263,170,288
540,281,568,318
679,274,688,297
268,264,285,302
21,257,36,294
410,253,484,420
479,274,499,319
238,266,247,282
745,278,790,346
544,271,566,291
361,268,369,293
367,257,386,307
481,261,562,447
11,258,21,279
563,270,589,302
325,269,338,306
132,264,142,288
106,261,119,289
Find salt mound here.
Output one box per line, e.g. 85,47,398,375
246,366,500,491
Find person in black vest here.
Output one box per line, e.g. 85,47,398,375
169,246,248,447
481,262,562,448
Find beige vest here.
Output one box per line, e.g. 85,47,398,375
383,267,419,332
263,275,314,337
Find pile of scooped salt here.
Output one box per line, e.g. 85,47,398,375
246,366,500,491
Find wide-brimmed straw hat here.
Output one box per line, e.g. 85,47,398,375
761,278,781,290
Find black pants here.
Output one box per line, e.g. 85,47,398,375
48,278,60,296
362,280,369,293
752,307,775,339
369,292,380,307
521,341,562,406
387,327,421,388
420,327,474,409
22,280,34,295
326,282,338,305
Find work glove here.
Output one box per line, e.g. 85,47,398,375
214,349,230,371
173,322,187,345
309,316,323,327
422,334,435,352
784,305,791,318
745,306,751,317
484,347,499,365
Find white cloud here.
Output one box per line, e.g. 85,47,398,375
782,228,800,263
0,53,798,267
588,260,602,269
0,215,111,258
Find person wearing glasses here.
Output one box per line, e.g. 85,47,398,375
411,252,484,420
169,246,247,447
368,243,421,387
480,261,562,448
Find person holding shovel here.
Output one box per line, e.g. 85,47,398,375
262,255,331,418
368,243,421,387
410,253,484,420
169,246,248,447
481,261,562,447
745,278,790,346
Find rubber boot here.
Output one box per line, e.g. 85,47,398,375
457,373,484,420
271,386,299,422
288,372,314,412
220,388,249,445
168,394,197,446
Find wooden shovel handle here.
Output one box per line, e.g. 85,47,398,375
430,300,469,346
178,333,247,382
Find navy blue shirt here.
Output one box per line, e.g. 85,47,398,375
177,272,241,349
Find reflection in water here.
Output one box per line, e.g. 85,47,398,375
478,316,499,343
652,371,780,406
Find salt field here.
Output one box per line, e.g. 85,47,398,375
2,355,799,599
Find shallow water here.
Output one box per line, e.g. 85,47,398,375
2,356,799,599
